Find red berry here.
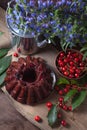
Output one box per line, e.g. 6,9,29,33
72,84,78,89
46,102,53,108
63,105,67,111
58,97,64,102
77,87,81,92
58,90,64,95
69,61,74,66
13,52,19,57
61,120,67,126
55,86,59,91
34,116,41,122
59,61,64,67
66,84,71,89
67,54,70,58
60,52,65,57
62,67,66,72
79,54,83,60
59,103,63,108
76,69,81,74
64,88,69,93
73,52,78,57
75,73,79,78
79,62,85,67
57,113,62,118
48,107,51,111
64,71,69,76
64,58,68,63
72,66,76,70
69,68,75,74
74,57,79,62
69,74,74,78
17,47,21,53
68,106,72,111
58,59,61,63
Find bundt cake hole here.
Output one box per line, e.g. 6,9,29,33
23,68,36,83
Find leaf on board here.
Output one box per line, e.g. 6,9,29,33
47,105,58,127
64,89,78,102
0,72,6,87
0,48,9,58
56,77,70,85
0,55,12,75
72,90,87,110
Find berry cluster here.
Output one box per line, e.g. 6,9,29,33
55,84,72,111
56,50,86,79
46,101,67,127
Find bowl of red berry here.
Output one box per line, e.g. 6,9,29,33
55,49,87,79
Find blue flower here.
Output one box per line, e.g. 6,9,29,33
29,0,36,7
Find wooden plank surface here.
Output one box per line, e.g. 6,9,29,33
1,6,87,130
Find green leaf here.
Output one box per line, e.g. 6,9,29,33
70,80,79,85
0,72,6,86
64,89,78,102
83,51,87,60
0,48,9,58
72,90,87,110
56,77,70,85
80,47,87,52
0,55,12,75
47,105,58,127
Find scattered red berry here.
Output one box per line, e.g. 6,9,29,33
64,88,69,93
72,84,78,89
46,102,53,108
63,105,68,111
57,113,62,118
34,116,41,122
13,52,19,57
55,85,59,91
77,87,81,92
17,47,21,53
68,106,72,111
58,90,64,95
59,103,63,108
61,120,67,126
66,84,71,89
58,97,64,102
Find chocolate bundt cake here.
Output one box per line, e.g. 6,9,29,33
5,56,53,105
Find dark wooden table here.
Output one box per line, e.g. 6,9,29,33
0,6,40,130
0,90,40,130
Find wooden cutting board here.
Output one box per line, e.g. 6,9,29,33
1,6,87,130
2,45,87,130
